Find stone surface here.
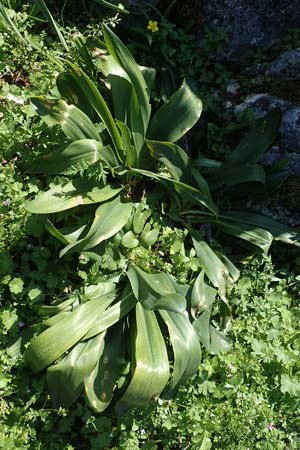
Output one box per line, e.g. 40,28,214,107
235,94,300,152
128,0,158,7
252,201,300,227
266,49,300,78
202,0,300,60
260,148,300,177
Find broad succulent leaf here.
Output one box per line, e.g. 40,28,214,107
59,195,133,256
47,334,105,407
31,97,100,141
25,180,122,214
26,139,118,175
117,303,169,411
147,79,202,143
127,265,186,313
159,310,202,392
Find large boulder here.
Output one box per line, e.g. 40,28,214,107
202,0,300,60
266,50,300,78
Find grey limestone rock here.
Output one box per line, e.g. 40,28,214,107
266,49,300,78
202,0,300,60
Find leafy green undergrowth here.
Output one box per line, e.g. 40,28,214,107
1,3,300,449
1,254,300,449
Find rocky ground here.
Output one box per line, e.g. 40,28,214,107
203,0,300,228
132,0,300,227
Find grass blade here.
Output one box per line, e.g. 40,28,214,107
35,0,69,52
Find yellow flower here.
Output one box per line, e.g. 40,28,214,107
147,20,159,33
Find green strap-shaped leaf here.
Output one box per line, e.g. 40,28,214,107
159,310,201,392
116,119,137,167
193,311,232,354
24,292,116,372
222,108,282,167
146,140,191,183
190,271,231,352
63,61,123,160
129,168,218,215
83,288,137,341
191,270,217,318
117,303,169,411
93,52,128,79
31,97,101,142
45,221,86,245
26,139,117,175
39,281,116,325
220,211,300,247
192,238,229,299
127,265,186,313
60,196,133,256
57,72,97,121
38,297,78,317
140,66,156,95
129,90,147,159
191,167,212,200
84,323,125,412
102,25,151,157
209,164,266,190
180,209,300,247
147,79,202,142
217,253,240,285
25,180,122,214
108,75,132,123
220,221,273,252
47,333,105,407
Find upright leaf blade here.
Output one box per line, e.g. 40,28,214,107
222,108,282,167
192,238,230,298
191,270,217,317
147,79,202,142
129,168,218,215
84,323,125,412
117,303,169,411
63,62,123,159
220,211,300,246
83,288,137,340
159,310,201,392
193,311,232,354
210,164,266,190
24,292,116,372
220,221,273,252
102,25,151,145
47,334,105,407
108,74,132,122
127,265,186,313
